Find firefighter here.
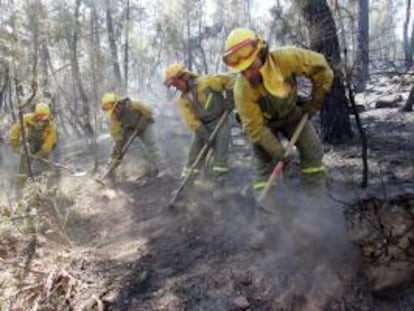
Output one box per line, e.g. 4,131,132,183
9,102,57,188
101,92,162,181
222,28,334,195
164,63,234,182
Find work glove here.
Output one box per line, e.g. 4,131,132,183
195,125,210,145
301,101,318,118
12,144,19,153
256,127,285,162
135,116,151,134
106,157,121,171
224,90,234,112
234,110,242,125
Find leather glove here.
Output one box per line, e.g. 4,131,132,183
301,101,318,118
224,91,234,112
195,125,210,144
12,144,19,153
257,127,285,162
234,111,242,125
106,157,121,171
136,116,151,133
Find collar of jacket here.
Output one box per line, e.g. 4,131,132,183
259,52,292,99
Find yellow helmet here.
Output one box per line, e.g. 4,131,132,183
34,103,50,120
164,62,186,86
101,92,118,111
223,28,262,72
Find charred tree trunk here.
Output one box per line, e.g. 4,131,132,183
40,43,49,92
185,17,194,71
105,0,122,84
89,2,102,171
123,0,130,92
71,0,94,138
401,84,414,112
0,64,9,111
403,0,413,70
410,17,414,69
355,0,369,92
299,0,353,144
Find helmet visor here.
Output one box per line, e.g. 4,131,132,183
102,101,114,111
223,39,258,67
36,113,49,121
165,74,183,87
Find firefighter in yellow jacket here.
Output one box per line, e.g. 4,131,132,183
101,92,161,180
222,28,334,194
9,103,57,185
164,63,234,179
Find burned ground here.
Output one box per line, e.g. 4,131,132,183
1,80,414,310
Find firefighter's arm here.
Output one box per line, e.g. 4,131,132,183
130,100,153,120
9,114,32,151
9,123,21,151
280,48,334,114
38,120,57,157
236,87,284,160
109,120,124,160
222,74,235,111
109,115,123,142
216,74,235,111
178,96,202,132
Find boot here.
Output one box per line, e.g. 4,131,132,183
212,174,228,201
301,171,327,199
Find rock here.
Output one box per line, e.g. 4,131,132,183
375,95,403,108
346,195,414,297
369,262,414,297
98,189,118,201
348,104,366,114
233,295,250,309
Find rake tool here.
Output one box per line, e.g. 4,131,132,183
97,117,147,185
28,152,87,177
168,110,230,208
257,113,309,208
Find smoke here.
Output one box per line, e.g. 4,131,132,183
200,176,361,309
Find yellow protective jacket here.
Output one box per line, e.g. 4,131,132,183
107,98,153,142
178,74,234,132
9,113,57,157
234,47,334,144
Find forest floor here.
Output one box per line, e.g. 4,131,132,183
1,75,414,310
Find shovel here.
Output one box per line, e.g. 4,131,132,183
168,110,230,208
257,113,309,210
97,117,147,185
28,153,87,177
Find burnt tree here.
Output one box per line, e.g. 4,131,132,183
401,84,414,112
105,0,122,84
299,0,353,144
403,0,413,70
355,0,369,92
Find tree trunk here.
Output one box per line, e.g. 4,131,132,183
40,43,49,91
403,0,412,70
89,2,102,171
185,17,194,70
0,65,9,111
355,0,369,92
410,15,414,69
105,0,122,84
401,84,414,112
71,0,94,138
299,0,353,144
123,0,130,92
